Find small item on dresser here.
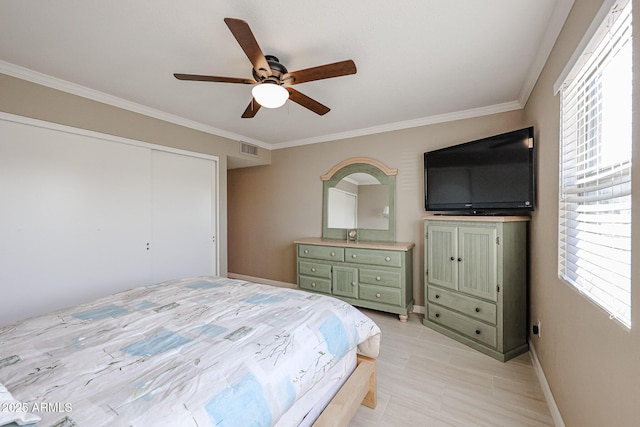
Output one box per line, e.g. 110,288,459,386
347,229,358,242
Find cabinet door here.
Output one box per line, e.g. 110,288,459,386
458,226,497,301
332,266,359,298
427,225,458,290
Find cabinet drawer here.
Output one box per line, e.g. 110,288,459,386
299,275,332,294
345,248,402,267
298,244,344,262
298,261,332,279
359,269,401,288
428,303,497,348
428,286,496,325
359,284,401,306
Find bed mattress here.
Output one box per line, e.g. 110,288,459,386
0,277,380,426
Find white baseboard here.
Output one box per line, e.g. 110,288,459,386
228,273,297,289
412,305,425,314
528,339,565,427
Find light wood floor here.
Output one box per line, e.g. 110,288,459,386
351,309,555,427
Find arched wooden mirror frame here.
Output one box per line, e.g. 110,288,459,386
321,157,397,242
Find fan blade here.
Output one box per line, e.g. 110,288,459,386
241,98,262,118
286,88,330,115
283,60,356,85
174,73,255,84
224,18,272,78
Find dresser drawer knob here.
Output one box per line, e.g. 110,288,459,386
375,293,381,298
435,294,440,299
351,281,356,286
475,307,480,313
385,256,391,262
352,254,357,258
311,282,316,287
435,313,440,318
330,252,336,257
310,267,316,272
475,329,481,335
304,249,309,254
376,276,381,281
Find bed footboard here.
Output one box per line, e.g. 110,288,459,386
312,354,377,427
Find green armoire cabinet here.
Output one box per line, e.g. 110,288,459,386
423,216,529,361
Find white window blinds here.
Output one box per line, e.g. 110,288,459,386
558,0,632,328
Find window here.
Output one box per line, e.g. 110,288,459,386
557,0,632,328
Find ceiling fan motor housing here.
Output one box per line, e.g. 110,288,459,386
253,55,288,84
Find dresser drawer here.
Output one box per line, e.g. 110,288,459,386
298,244,345,262
298,261,332,279
345,248,402,267
428,286,496,325
359,284,401,306
299,275,332,294
359,268,401,288
428,303,497,348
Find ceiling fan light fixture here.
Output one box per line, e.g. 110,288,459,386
252,82,289,108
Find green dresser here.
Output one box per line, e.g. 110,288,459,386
423,216,529,361
295,238,414,321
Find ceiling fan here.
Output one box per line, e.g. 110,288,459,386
174,18,357,118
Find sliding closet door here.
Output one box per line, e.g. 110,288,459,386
150,150,217,283
0,119,152,323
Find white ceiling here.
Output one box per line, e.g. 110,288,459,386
0,0,573,150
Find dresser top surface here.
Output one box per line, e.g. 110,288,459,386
295,237,414,251
422,214,530,223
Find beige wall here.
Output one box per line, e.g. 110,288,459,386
0,72,270,277
523,0,640,425
228,109,528,304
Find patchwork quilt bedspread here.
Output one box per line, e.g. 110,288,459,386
0,277,381,426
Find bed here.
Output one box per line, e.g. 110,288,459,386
0,277,380,426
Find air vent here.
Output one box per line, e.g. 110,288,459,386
240,142,258,156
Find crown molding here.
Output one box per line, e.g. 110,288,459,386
0,60,270,149
2,60,528,152
518,0,575,104
273,100,523,149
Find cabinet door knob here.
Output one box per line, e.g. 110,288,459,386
375,293,381,298
310,267,316,272
351,281,356,286
330,252,336,257
304,249,309,254
352,254,357,258
458,257,462,262
385,256,391,262
450,256,455,261
475,307,480,313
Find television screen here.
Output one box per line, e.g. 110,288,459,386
424,127,535,213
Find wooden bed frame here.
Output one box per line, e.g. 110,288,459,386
313,354,377,427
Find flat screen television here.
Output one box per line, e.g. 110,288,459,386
424,127,535,214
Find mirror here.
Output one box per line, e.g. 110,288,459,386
322,158,396,242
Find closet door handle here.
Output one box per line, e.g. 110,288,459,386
450,256,455,261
